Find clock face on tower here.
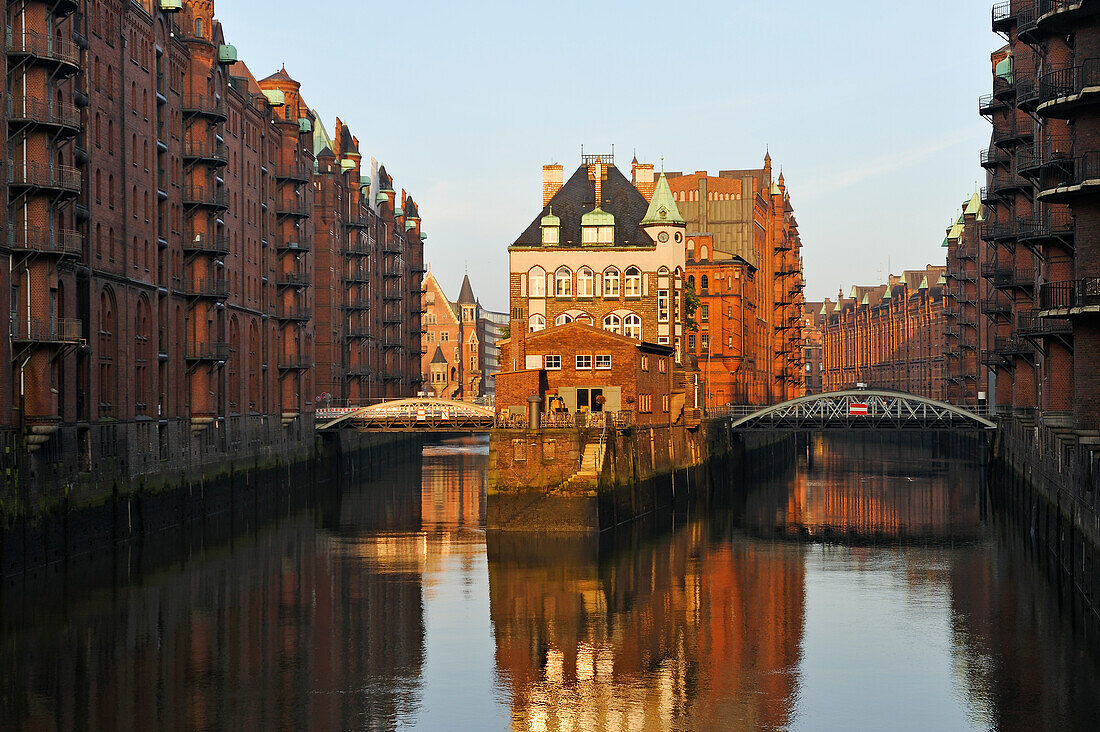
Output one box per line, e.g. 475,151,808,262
658,231,669,242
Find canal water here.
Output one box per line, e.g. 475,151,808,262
2,434,1099,730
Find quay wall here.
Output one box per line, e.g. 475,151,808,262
0,426,422,582
487,419,795,532
993,417,1100,621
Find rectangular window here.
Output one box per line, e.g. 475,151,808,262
544,354,561,370
583,227,598,244
658,358,666,373
701,334,709,351
662,395,670,412
641,355,649,371
701,304,709,322
542,227,558,244
728,336,733,348
595,354,611,370
576,354,592,370
688,334,696,350
658,290,669,322
658,336,669,345
441,331,449,342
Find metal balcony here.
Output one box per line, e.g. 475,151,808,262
182,277,230,298
277,355,311,370
181,94,228,121
5,29,80,73
1038,152,1100,201
1018,309,1072,336
343,271,370,284
955,244,977,260
983,295,1012,316
182,232,230,255
381,340,404,350
344,297,371,311
183,139,229,166
183,185,229,210
1016,210,1074,246
345,327,372,339
1040,277,1100,311
992,120,1034,149
277,271,310,287
1037,0,1100,36
981,146,1010,168
980,220,1016,242
276,198,311,218
8,162,81,195
979,93,1007,117
11,317,82,343
344,213,372,229
992,171,1031,196
1037,58,1100,118
383,291,403,301
993,336,1035,356
275,163,311,184
276,305,311,321
7,97,80,136
7,227,82,257
383,265,403,278
275,237,310,253
383,315,403,324
992,1,1014,32
185,342,230,361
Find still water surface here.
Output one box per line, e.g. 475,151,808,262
2,434,1099,730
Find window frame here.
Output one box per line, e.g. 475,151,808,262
575,354,593,370
595,354,611,370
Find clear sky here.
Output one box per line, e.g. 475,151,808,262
215,0,1002,310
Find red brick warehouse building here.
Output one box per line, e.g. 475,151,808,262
818,267,949,400
0,0,424,492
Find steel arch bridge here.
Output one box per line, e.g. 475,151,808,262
317,398,495,432
727,390,996,431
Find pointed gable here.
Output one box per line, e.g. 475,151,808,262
641,172,685,226
457,275,476,305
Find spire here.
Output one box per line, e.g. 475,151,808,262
640,172,685,226
457,274,476,304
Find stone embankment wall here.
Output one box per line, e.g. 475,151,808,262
487,420,793,532
993,418,1100,619
0,430,422,581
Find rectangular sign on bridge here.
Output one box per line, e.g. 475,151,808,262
849,402,869,416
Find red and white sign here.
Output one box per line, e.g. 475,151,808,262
849,402,869,416
416,408,427,421
440,408,450,421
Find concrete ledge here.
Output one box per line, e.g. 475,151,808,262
487,492,599,533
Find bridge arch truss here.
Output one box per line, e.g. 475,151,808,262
728,390,996,431
318,398,496,432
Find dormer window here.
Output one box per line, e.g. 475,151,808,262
581,207,615,245
541,207,560,246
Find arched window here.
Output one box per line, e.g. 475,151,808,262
528,266,545,297
555,266,572,297
529,313,545,332
658,266,669,276
688,275,696,291
577,267,593,298
624,267,642,297
195,18,203,37
603,313,621,334
603,267,620,297
700,274,709,292
107,120,114,153
555,313,573,326
624,314,642,340
700,244,709,261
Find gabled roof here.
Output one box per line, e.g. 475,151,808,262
456,275,476,305
430,345,448,365
378,165,394,191
260,65,298,85
640,172,685,226
523,321,673,353
513,164,654,248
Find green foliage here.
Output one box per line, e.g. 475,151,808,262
683,285,700,333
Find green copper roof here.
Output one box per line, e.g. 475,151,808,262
848,286,859,298
360,175,371,187
312,111,333,157
995,54,1013,83
964,192,982,217
405,220,416,231
919,275,929,290
882,286,892,300
861,293,870,305
640,172,685,226
833,300,842,312
936,274,947,285
541,206,561,228
377,191,390,203
581,206,615,227
394,206,404,217
942,236,950,248
420,232,427,240
819,302,827,315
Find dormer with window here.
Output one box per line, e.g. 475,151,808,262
581,207,615,245
541,207,560,245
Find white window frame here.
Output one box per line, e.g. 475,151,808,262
542,226,559,245
544,354,562,370
603,268,620,297
657,290,669,322
595,354,611,370
577,268,593,298
554,313,573,326
575,354,593,370
529,313,545,332
624,314,641,340
528,267,545,297
624,267,642,298
555,267,572,298
602,313,621,334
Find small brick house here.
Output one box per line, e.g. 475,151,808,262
497,322,678,426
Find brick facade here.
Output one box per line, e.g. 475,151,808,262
420,271,504,401
1,0,422,490
819,267,948,400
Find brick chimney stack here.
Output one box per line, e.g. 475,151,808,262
633,162,656,201
542,164,564,205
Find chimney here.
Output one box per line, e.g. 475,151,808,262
543,164,564,206
633,163,655,200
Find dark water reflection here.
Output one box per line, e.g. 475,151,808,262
2,434,1099,730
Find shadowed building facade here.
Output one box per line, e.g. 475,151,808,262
420,270,505,401
0,0,424,494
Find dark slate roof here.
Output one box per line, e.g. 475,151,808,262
456,275,476,304
260,65,297,84
430,345,448,364
378,165,393,191
404,198,419,218
513,164,654,248
340,125,358,156
316,145,336,161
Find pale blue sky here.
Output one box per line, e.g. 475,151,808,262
216,0,1001,309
